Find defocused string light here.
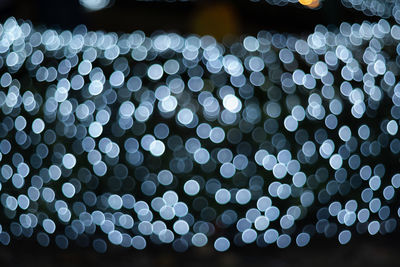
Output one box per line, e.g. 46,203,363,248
0,0,400,252
79,0,110,11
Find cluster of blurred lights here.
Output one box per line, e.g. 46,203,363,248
0,12,400,253
341,0,400,21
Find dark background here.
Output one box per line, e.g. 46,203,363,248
0,0,382,39
2,233,400,267
0,1,397,266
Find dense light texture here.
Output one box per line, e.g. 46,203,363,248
0,13,399,253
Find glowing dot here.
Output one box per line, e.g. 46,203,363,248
158,170,173,186
173,220,189,235
284,116,298,132
88,80,103,95
387,120,398,135
148,64,163,80
62,183,75,198
149,140,165,157
223,94,242,113
62,153,76,169
329,154,343,170
184,180,200,196
108,194,123,210
215,188,231,204
89,122,103,138
177,108,194,125
32,118,45,134
43,219,56,234
236,189,251,205
194,148,210,164
214,237,230,252
192,233,208,247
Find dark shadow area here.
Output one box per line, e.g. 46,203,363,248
0,0,382,38
2,233,400,267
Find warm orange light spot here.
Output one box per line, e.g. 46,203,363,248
299,0,320,8
307,0,320,8
192,3,240,41
299,0,313,5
